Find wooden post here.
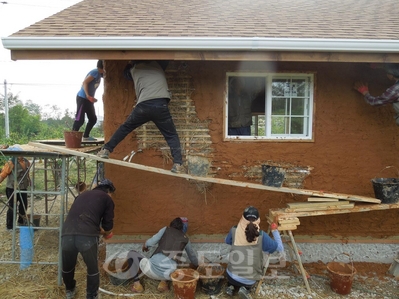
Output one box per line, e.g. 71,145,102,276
287,230,311,293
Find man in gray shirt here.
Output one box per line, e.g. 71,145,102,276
97,60,184,173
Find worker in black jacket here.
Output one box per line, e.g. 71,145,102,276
61,179,116,299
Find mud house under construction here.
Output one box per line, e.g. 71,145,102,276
2,0,399,264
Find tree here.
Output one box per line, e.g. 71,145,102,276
9,104,41,136
0,92,23,111
25,100,42,115
0,94,102,144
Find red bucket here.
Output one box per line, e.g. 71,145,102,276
327,254,356,295
171,268,199,299
64,131,83,148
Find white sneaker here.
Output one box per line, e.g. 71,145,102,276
238,286,252,299
97,148,110,159
171,163,186,173
66,287,76,299
226,285,234,296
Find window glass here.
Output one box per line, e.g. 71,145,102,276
226,73,313,140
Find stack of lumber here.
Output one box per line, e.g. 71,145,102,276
267,196,399,232
286,200,354,212
266,215,300,230
268,198,356,231
277,216,300,231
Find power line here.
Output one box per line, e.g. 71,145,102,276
2,3,61,8
0,0,80,9
0,82,77,86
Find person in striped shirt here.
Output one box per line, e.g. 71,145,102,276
354,63,399,125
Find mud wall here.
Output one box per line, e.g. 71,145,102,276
102,60,399,238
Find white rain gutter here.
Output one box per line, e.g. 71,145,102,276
2,37,399,53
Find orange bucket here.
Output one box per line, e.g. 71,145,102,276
64,131,83,148
327,254,356,295
171,268,199,299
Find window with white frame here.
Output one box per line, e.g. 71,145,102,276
226,72,314,140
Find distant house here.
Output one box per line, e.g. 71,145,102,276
3,0,399,241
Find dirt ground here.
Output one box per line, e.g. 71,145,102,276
0,194,398,299
0,226,398,299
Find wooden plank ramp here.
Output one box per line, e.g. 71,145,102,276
29,142,381,203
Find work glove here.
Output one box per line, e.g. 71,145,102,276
142,244,149,252
100,228,113,239
270,222,278,231
104,231,113,239
353,82,369,95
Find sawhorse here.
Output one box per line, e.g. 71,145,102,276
258,220,311,294
281,229,311,293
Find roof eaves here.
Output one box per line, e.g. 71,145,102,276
2,37,399,53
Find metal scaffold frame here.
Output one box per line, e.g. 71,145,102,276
0,147,101,285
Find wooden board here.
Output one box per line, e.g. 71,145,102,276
28,142,382,203
285,203,354,212
287,201,350,209
11,50,399,63
34,138,104,145
269,203,399,220
279,224,298,231
308,197,339,202
278,218,300,225
0,144,102,156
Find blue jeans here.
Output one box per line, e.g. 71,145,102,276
62,235,99,299
104,98,183,164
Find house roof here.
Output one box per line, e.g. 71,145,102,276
2,0,399,60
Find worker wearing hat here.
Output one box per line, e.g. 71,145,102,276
0,154,30,231
354,63,399,125
133,217,198,294
225,206,284,299
61,178,116,299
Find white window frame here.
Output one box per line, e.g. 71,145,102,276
225,72,314,141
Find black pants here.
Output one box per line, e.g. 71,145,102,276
62,235,99,299
6,187,27,229
103,98,183,164
72,96,97,138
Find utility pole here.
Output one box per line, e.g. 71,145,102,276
4,79,9,138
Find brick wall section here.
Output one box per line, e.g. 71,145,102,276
135,65,215,176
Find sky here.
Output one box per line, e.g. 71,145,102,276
0,0,104,118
